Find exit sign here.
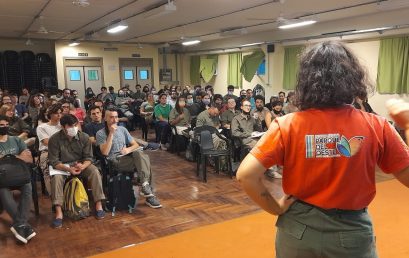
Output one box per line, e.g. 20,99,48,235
78,53,88,56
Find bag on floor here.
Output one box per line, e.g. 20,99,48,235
63,177,90,220
106,174,137,215
0,154,31,188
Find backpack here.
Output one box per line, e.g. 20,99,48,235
106,174,137,216
0,154,31,188
63,177,90,220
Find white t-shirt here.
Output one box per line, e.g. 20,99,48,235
36,123,61,151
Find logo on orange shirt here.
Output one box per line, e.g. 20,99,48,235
306,134,365,158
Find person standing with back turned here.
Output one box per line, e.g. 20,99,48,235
237,41,409,258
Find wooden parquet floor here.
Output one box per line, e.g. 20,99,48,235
0,132,283,258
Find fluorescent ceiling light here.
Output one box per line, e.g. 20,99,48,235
145,1,177,19
68,40,80,47
279,20,316,29
107,21,128,33
241,42,264,47
182,39,201,46
353,26,392,33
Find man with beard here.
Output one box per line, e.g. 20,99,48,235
251,95,271,131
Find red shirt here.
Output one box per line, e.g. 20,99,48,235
251,105,409,210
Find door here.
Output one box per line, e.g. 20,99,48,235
137,66,152,86
65,66,85,102
121,66,137,88
65,66,103,104
84,67,102,98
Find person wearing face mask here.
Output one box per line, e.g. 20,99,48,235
154,93,172,150
184,93,200,121
251,95,271,131
223,85,239,103
48,114,106,228
271,100,285,119
199,93,212,113
0,115,37,244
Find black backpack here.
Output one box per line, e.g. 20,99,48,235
0,154,31,188
106,174,137,216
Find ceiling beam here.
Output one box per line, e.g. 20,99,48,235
19,0,53,37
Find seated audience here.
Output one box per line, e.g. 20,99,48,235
96,109,162,208
48,114,105,228
270,100,285,120
154,93,172,150
223,85,239,104
231,100,259,149
251,95,271,130
140,93,156,140
10,93,29,121
283,91,299,114
0,104,33,146
220,97,239,130
19,87,30,105
169,96,191,134
0,115,36,244
27,94,42,127
36,104,63,193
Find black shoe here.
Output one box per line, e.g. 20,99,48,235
10,224,28,244
24,225,36,241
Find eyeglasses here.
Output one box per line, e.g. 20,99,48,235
243,104,251,107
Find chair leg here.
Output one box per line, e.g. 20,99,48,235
196,153,200,177
228,155,233,179
215,157,220,174
31,169,39,216
202,155,207,183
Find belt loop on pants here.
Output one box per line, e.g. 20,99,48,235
296,199,367,216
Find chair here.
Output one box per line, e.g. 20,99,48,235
169,125,188,155
193,126,233,182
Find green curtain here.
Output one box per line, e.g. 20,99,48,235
240,50,265,82
377,36,409,94
227,52,243,88
283,46,303,90
190,56,201,85
200,55,218,83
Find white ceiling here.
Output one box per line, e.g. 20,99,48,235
1,0,409,51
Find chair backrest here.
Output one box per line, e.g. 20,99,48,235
200,130,214,151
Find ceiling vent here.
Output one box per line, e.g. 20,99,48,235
220,27,248,37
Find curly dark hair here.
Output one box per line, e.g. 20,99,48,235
295,41,373,110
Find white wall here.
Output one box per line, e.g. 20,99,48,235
55,42,159,92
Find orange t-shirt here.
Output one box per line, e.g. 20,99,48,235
251,105,409,210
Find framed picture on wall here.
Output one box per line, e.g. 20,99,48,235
160,69,172,82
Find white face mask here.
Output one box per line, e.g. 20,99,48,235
66,126,78,137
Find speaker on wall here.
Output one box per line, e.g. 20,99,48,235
267,44,275,53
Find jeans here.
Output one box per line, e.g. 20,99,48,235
0,183,32,226
155,121,171,144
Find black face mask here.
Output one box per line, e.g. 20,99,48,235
256,106,263,112
242,111,250,115
273,109,281,115
0,126,9,135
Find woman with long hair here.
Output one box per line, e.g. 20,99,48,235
27,94,42,127
237,41,409,257
0,104,34,146
140,93,156,140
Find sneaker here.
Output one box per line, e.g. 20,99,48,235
95,210,105,220
144,142,160,151
160,144,167,151
10,225,28,244
140,184,154,197
52,218,63,229
24,225,36,241
145,196,162,209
